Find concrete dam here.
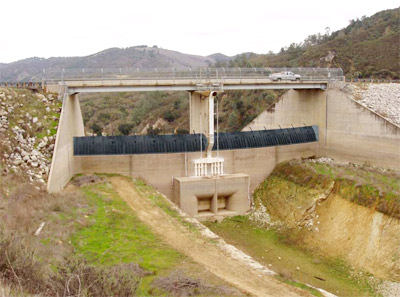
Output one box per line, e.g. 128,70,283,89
45,67,400,220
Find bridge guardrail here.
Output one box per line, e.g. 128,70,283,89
41,67,344,83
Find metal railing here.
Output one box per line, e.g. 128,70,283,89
42,67,344,83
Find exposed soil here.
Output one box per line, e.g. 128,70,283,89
109,176,310,297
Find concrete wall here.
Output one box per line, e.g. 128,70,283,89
324,89,400,169
47,94,85,192
78,142,318,199
244,89,327,151
245,88,400,170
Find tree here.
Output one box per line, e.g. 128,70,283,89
90,122,102,136
118,123,133,135
147,126,161,135
228,110,240,131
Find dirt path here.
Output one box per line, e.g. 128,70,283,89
110,176,309,297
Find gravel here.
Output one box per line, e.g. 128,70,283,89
353,83,400,126
378,280,400,297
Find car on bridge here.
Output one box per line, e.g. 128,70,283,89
269,71,301,81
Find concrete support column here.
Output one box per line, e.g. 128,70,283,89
47,93,85,192
211,191,218,214
189,91,209,135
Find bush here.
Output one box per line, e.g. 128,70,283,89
153,270,238,297
163,110,178,123
176,128,189,134
118,123,133,135
0,231,144,297
90,123,102,136
147,126,161,135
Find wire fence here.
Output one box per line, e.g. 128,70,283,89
41,67,344,83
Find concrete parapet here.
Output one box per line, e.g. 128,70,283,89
173,174,250,221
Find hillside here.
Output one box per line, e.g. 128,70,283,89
0,46,226,82
219,8,399,79
79,89,284,136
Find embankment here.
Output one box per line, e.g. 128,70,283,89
254,159,400,281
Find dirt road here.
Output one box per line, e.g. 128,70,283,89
110,176,309,297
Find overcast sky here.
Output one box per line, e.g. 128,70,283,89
1,0,398,63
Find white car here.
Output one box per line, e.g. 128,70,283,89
269,71,301,81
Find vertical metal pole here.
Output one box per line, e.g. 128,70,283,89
217,96,219,158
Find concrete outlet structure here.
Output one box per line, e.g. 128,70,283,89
46,68,399,221
173,174,250,221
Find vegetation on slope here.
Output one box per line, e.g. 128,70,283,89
205,216,377,297
0,173,239,296
206,159,400,296
79,89,283,135
217,8,400,78
256,159,400,220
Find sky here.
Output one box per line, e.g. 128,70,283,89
1,0,398,63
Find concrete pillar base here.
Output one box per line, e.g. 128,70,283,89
173,173,250,221
47,93,85,192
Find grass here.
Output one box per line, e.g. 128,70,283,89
133,178,200,232
280,278,323,297
70,179,237,296
205,216,378,297
261,160,400,219
73,182,182,270
72,182,183,295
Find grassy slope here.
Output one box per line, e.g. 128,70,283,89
0,172,238,296
205,216,375,297
261,160,400,220
72,181,184,296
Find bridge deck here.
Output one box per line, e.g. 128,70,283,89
64,78,328,93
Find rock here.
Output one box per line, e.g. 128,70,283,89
13,158,22,165
32,117,38,123
31,162,39,168
296,266,301,271
38,142,46,149
45,107,51,112
30,155,38,162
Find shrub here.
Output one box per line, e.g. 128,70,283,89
176,128,189,134
90,122,102,136
118,123,133,135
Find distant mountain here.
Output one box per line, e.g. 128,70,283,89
206,53,232,62
1,7,398,81
219,8,400,79
0,46,229,81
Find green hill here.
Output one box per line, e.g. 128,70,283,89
219,8,399,79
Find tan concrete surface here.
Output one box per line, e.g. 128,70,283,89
47,94,85,192
324,89,400,169
244,89,327,151
189,91,209,135
245,88,400,170
173,174,250,219
77,142,318,199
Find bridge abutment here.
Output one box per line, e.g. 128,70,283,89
47,93,85,193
